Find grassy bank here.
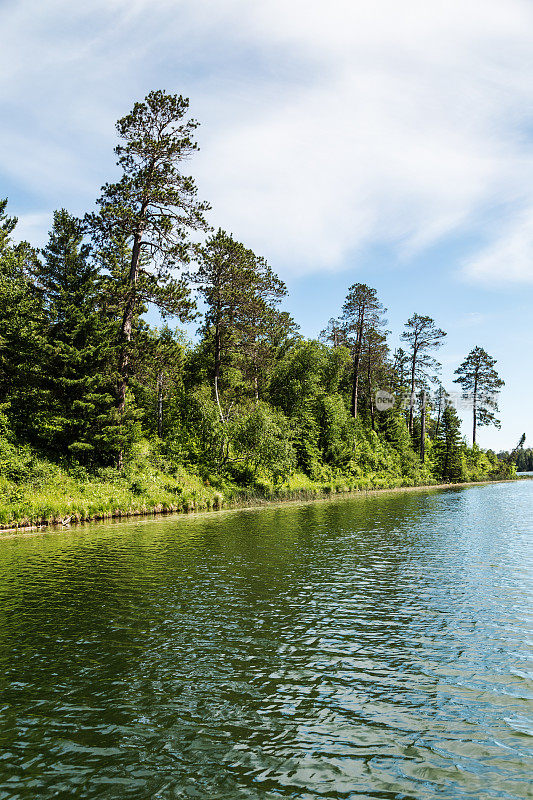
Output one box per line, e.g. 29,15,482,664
0,441,516,532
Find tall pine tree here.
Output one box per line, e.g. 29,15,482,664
401,314,446,435
36,210,120,463
454,346,504,445
87,90,209,464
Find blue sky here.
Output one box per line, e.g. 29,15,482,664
1,0,532,450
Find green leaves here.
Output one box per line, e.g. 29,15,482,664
454,346,504,443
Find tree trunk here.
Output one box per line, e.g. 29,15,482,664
350,311,365,419
115,229,143,469
350,355,359,418
157,372,163,438
435,396,442,440
420,390,426,462
408,354,416,434
214,319,224,422
472,372,478,446
367,349,375,431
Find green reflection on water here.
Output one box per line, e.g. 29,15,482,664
0,483,532,799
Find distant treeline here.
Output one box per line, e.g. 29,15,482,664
0,90,514,502
498,449,533,472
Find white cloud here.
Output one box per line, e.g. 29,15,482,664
454,311,489,328
1,0,533,276
12,212,53,245
463,208,533,284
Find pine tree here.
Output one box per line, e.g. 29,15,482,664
36,210,120,463
87,90,209,464
0,201,44,436
434,405,464,483
235,258,297,402
341,284,386,418
0,198,17,255
319,318,346,348
392,347,409,389
361,326,389,431
454,346,504,445
190,229,295,413
401,314,446,434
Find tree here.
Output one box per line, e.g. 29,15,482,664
190,230,250,415
434,383,446,435
190,229,293,414
36,210,120,463
361,326,389,431
87,89,209,462
434,405,464,483
454,346,504,445
0,201,44,435
0,198,17,256
319,318,346,348
236,268,297,402
132,324,185,438
392,347,409,389
400,314,446,434
341,284,386,418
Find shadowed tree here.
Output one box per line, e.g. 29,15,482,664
454,346,504,445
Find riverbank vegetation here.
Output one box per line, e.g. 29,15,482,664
0,90,515,528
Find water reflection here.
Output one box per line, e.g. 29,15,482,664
0,482,532,798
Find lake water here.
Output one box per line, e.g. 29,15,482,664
0,481,532,799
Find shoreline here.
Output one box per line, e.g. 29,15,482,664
0,476,525,539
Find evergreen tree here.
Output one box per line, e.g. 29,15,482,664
190,229,294,413
319,318,346,348
454,346,504,445
392,347,409,389
190,229,254,416
431,383,448,441
0,198,17,255
361,326,389,431
341,283,386,418
434,405,464,483
236,261,297,402
87,90,209,464
36,210,120,463
0,201,44,435
401,314,446,434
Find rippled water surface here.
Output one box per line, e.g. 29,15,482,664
0,481,532,799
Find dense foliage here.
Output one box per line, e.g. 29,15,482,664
0,91,516,526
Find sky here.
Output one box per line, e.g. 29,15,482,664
1,0,532,450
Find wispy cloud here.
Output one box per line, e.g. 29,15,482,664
462,207,533,284
1,0,533,279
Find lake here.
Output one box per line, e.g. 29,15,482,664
0,481,532,799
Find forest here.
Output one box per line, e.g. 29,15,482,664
0,90,516,528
